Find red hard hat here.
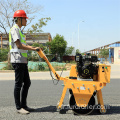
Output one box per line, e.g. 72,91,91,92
13,10,28,19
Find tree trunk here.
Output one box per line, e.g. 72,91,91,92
7,51,11,69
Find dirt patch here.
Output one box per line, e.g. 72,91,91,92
65,63,76,70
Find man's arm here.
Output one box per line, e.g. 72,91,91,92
15,39,39,51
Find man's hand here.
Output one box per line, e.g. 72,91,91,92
35,47,40,51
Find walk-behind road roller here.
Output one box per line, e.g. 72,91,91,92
37,49,111,115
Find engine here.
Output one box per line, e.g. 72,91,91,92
75,53,98,79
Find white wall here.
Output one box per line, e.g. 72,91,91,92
114,47,120,64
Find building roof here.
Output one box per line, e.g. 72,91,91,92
85,41,120,53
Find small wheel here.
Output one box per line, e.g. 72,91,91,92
69,95,95,115
99,109,106,114
96,104,107,114
56,101,64,110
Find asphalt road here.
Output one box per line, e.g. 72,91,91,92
0,79,120,120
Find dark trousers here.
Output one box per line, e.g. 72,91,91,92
12,63,31,110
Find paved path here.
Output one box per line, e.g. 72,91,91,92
0,79,120,120
0,71,70,81
0,63,120,119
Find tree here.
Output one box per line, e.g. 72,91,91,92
0,0,43,36
0,0,50,68
47,34,67,61
76,49,81,54
26,18,51,61
98,48,109,61
64,46,74,56
27,17,51,33
32,43,48,54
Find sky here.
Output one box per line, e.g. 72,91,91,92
27,0,120,53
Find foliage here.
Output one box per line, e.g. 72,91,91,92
37,64,45,71
32,43,40,47
32,43,49,54
98,48,109,60
27,50,32,61
28,63,66,72
0,48,9,62
64,46,74,56
81,53,85,55
0,0,45,66
27,43,50,61
76,49,81,54
47,34,67,61
27,17,51,33
27,51,39,61
26,16,51,61
0,0,43,35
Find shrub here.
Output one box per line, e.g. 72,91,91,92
2,63,14,70
37,64,45,70
0,48,9,62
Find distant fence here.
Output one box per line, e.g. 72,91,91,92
98,57,111,63
63,56,75,62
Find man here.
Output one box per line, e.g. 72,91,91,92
9,10,40,114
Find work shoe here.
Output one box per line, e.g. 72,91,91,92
17,108,30,114
23,107,35,112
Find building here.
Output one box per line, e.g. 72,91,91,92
0,33,52,48
85,41,120,64
25,33,52,45
109,43,120,64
